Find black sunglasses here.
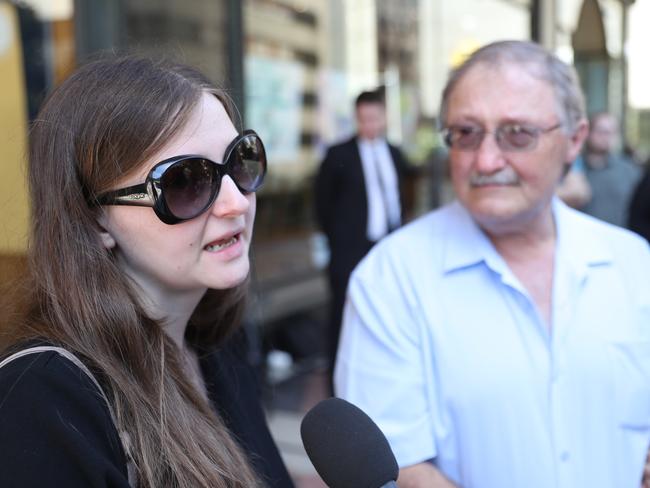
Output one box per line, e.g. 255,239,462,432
96,130,266,224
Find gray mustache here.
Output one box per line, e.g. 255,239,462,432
470,168,519,186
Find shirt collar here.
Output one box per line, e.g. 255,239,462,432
442,198,613,276
552,197,612,274
358,136,386,147
441,201,504,274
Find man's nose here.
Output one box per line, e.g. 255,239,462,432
473,132,507,173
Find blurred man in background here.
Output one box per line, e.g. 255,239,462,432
578,111,641,226
315,90,407,387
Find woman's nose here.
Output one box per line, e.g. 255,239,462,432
210,175,250,218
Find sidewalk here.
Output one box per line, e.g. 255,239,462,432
251,233,331,486
264,362,330,488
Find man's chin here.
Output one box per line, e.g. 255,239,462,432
466,201,528,232
464,194,521,218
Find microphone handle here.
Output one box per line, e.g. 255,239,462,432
380,482,398,488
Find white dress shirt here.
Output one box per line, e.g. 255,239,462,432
358,138,401,241
335,198,650,488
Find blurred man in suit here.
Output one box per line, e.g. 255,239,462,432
315,90,407,379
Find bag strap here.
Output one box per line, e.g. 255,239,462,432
0,346,137,486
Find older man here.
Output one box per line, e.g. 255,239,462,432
335,41,650,488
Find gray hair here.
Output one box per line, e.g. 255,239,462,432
438,40,586,134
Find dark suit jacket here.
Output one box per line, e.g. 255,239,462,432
629,168,650,242
314,136,407,281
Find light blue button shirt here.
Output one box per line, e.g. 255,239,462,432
335,199,650,488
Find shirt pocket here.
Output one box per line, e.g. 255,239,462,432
609,340,650,431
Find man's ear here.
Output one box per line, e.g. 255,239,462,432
566,118,589,163
96,212,116,250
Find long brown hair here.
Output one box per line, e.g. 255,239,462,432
6,55,262,487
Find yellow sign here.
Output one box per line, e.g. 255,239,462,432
0,3,29,253
450,39,481,69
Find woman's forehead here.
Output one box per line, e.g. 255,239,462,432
118,93,236,184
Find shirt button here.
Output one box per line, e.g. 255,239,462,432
560,451,570,462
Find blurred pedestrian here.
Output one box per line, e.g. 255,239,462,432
315,90,408,387
0,55,293,487
335,40,650,488
578,112,641,226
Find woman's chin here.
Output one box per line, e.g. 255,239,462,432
209,265,250,290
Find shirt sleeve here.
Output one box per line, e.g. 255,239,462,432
334,251,437,467
0,351,131,487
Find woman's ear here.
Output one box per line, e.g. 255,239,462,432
96,212,116,250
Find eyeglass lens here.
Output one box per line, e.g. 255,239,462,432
448,125,539,151
161,134,265,220
230,135,265,192
162,159,217,220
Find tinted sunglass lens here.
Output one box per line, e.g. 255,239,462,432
503,132,535,151
231,135,266,192
162,159,217,219
447,127,484,151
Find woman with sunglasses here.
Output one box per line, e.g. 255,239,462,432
0,55,293,487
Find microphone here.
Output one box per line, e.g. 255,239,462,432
300,397,398,488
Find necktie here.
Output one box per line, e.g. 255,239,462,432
371,144,397,234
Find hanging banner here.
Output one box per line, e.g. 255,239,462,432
245,55,305,165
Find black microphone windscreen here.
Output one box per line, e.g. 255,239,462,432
300,397,398,488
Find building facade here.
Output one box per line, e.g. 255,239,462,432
0,0,642,324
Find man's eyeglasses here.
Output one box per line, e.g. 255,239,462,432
442,123,562,152
96,130,266,225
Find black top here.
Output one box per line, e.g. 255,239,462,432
0,335,294,488
629,168,650,242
